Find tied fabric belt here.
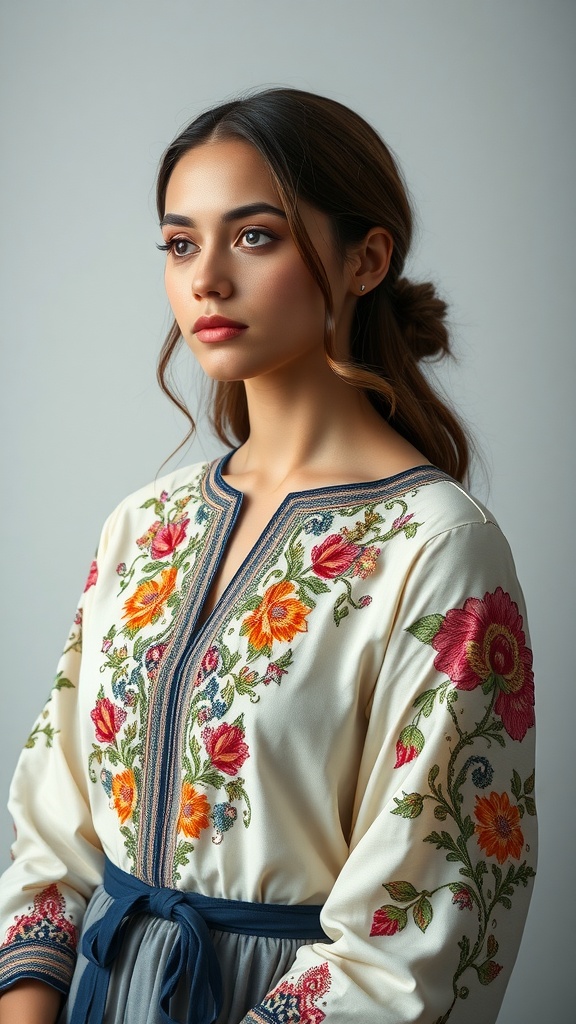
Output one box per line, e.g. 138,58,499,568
70,857,328,1024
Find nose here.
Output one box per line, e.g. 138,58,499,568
191,246,233,301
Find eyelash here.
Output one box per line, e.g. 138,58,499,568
157,227,278,257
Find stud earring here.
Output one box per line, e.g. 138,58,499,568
360,284,366,292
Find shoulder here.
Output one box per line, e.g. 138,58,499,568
367,469,521,600
368,466,500,543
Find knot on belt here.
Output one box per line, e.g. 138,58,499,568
69,856,328,1024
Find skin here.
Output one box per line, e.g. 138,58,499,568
0,979,62,1023
162,138,428,619
0,138,427,1019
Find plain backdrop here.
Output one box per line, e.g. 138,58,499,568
1,2,574,1020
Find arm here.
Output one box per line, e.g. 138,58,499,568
0,980,62,1024
242,522,536,1023
0,558,105,1000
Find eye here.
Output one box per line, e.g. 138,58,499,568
156,237,198,258
240,228,275,248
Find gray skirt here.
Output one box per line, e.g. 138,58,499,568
59,884,312,1024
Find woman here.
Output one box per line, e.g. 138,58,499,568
0,89,536,1024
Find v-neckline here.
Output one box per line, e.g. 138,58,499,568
191,453,445,646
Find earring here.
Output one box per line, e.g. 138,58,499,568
360,284,366,292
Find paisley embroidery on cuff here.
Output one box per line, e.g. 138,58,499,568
2,885,77,950
371,587,536,1022
243,962,331,1024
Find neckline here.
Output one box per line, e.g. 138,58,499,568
212,448,441,504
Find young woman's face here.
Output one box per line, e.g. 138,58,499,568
160,139,358,385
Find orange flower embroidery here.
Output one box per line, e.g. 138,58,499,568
178,782,211,839
122,566,178,631
242,581,311,652
474,791,524,864
112,769,137,824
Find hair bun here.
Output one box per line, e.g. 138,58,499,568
390,278,450,360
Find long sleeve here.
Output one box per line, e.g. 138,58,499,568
0,558,105,994
242,520,536,1024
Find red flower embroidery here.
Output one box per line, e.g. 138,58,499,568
310,534,361,579
432,587,534,740
202,723,249,776
90,698,127,744
451,887,474,911
394,725,425,768
84,560,98,592
150,518,189,560
370,905,407,936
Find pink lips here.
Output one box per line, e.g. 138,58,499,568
193,315,248,343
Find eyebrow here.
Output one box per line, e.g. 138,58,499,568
160,203,287,228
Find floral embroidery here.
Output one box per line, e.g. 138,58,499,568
84,559,98,592
245,962,331,1023
431,586,534,741
91,698,127,744
241,581,312,654
310,534,361,578
150,518,189,560
122,566,178,633
474,791,524,864
112,768,138,824
202,723,249,775
87,468,425,872
2,885,77,950
178,783,211,839
371,587,536,1021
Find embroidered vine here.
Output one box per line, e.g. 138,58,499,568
371,587,536,1021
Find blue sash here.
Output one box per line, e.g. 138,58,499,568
69,857,327,1024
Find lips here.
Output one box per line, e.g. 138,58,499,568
193,314,248,344
193,315,247,333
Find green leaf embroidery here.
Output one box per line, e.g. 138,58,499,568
406,614,445,644
413,897,433,933
383,881,419,902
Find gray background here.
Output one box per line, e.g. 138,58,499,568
1,1,574,1020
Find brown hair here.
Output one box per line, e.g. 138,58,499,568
156,88,470,481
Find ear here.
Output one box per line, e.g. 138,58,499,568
349,227,393,296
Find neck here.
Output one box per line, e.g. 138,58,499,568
226,351,406,493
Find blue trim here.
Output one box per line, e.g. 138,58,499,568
70,857,327,1024
142,456,451,883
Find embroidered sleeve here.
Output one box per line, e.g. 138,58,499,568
0,560,105,995
241,521,536,1024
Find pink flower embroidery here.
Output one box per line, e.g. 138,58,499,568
311,534,360,579
432,587,534,741
150,518,189,560
393,512,414,530
84,560,98,592
90,698,127,744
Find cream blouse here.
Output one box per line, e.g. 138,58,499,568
0,456,536,1023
